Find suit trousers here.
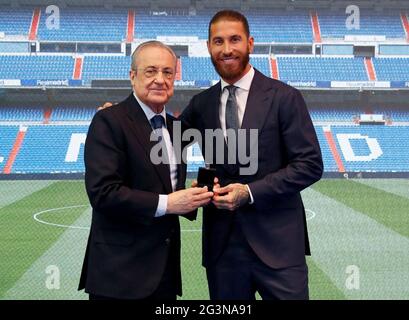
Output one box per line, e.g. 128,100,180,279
206,216,309,300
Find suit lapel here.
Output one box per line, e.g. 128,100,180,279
124,94,173,194
214,69,276,176
166,115,184,190
207,82,222,130
240,70,276,160
166,116,174,143
241,69,276,131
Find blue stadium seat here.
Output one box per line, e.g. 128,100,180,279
37,8,128,41
180,56,271,81
0,126,20,172
1,123,408,173
51,107,97,121
372,58,409,81
0,8,32,36
247,10,313,42
318,9,405,39
0,55,73,80
314,127,339,172
180,57,219,81
278,57,367,81
12,125,89,173
309,109,360,122
0,107,43,121
135,9,312,42
81,56,131,83
329,126,409,172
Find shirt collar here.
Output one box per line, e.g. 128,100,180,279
133,91,167,125
220,66,255,92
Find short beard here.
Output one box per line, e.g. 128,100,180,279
210,50,250,82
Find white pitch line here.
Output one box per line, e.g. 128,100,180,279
33,205,203,231
33,205,315,231
33,205,90,230
306,208,316,220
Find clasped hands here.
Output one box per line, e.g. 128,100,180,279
166,178,249,214
97,105,250,214
211,179,250,211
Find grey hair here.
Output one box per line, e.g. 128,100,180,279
131,40,177,70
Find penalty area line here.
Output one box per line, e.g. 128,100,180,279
32,205,203,231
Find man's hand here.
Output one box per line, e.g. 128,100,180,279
97,102,114,111
166,187,214,214
212,183,249,211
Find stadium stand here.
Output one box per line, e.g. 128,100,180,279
0,107,43,122
372,108,409,122
0,126,20,172
0,6,407,43
372,58,409,81
1,55,409,82
310,109,360,122
180,56,219,81
329,125,409,172
1,5,409,176
180,56,271,81
134,9,313,42
0,7,32,36
314,127,339,172
135,8,208,39
50,107,97,122
318,9,405,39
37,8,129,41
81,56,131,82
1,55,408,83
0,55,73,80
246,10,313,43
0,122,408,174
277,57,368,81
10,125,88,173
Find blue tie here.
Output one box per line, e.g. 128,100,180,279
151,115,165,130
151,115,169,163
151,115,165,141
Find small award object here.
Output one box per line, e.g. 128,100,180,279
196,167,217,191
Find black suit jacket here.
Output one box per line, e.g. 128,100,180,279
181,69,323,269
78,94,192,299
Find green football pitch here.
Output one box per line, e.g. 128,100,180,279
0,178,408,300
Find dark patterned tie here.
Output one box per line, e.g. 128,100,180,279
224,85,239,176
225,85,239,131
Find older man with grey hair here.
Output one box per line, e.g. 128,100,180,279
78,41,213,300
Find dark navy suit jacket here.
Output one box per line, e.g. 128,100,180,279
181,69,323,269
79,94,193,299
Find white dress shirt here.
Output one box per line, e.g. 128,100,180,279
219,67,254,136
133,92,177,216
219,67,255,204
